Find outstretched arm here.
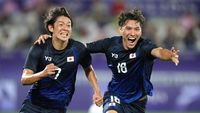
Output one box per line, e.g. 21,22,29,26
151,47,179,66
83,65,103,107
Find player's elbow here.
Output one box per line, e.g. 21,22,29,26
21,77,32,85
21,78,27,85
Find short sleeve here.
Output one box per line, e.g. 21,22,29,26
23,44,42,72
79,45,92,68
86,38,111,53
141,39,157,59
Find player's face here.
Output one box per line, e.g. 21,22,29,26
119,19,142,50
51,16,72,41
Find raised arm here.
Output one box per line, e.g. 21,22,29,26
151,47,179,66
83,65,103,107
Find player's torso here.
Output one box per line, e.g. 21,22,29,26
40,43,79,82
105,38,144,79
29,39,84,108
105,37,148,102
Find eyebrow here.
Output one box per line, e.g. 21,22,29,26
57,21,71,24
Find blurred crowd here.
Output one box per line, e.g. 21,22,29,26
0,0,200,55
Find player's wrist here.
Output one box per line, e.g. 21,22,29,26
94,89,101,95
39,70,48,78
169,51,174,60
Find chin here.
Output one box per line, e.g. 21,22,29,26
60,37,69,41
127,46,134,49
62,38,69,41
127,44,136,49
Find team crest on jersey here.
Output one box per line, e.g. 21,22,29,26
67,56,74,62
129,53,136,59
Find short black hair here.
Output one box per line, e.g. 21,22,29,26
44,7,73,35
118,9,145,27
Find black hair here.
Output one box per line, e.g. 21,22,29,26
44,7,73,35
118,9,145,27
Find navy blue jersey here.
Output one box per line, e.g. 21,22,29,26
87,36,157,103
24,38,91,110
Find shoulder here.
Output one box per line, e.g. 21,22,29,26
100,36,121,45
98,36,122,49
30,38,51,53
139,38,155,46
107,36,122,48
138,37,157,55
109,36,121,42
70,39,87,54
31,43,44,52
70,39,86,48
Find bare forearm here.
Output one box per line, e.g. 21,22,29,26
21,71,45,85
151,47,179,65
21,63,57,85
87,71,101,93
152,47,173,60
159,48,173,60
84,66,101,93
84,65,103,106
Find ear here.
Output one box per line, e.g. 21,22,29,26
118,27,123,34
48,25,54,33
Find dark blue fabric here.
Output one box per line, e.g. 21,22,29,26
103,91,147,113
19,99,66,113
87,36,157,103
23,38,91,110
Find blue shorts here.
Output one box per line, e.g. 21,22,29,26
103,91,147,113
19,99,66,113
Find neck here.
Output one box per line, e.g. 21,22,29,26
52,37,68,50
122,39,131,50
122,40,128,50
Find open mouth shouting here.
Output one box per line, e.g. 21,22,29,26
123,36,139,49
128,37,137,44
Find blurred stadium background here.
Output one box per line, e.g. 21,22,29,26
0,0,200,113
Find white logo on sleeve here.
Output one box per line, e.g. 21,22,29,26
67,56,74,62
45,56,52,61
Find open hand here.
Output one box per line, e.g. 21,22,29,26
34,34,51,44
171,47,179,66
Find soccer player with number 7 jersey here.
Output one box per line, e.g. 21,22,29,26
34,9,179,113
86,9,179,113
19,7,102,113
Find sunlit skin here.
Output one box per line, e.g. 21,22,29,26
48,16,72,50
119,20,142,50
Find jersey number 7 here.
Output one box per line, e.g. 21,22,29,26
54,68,61,79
